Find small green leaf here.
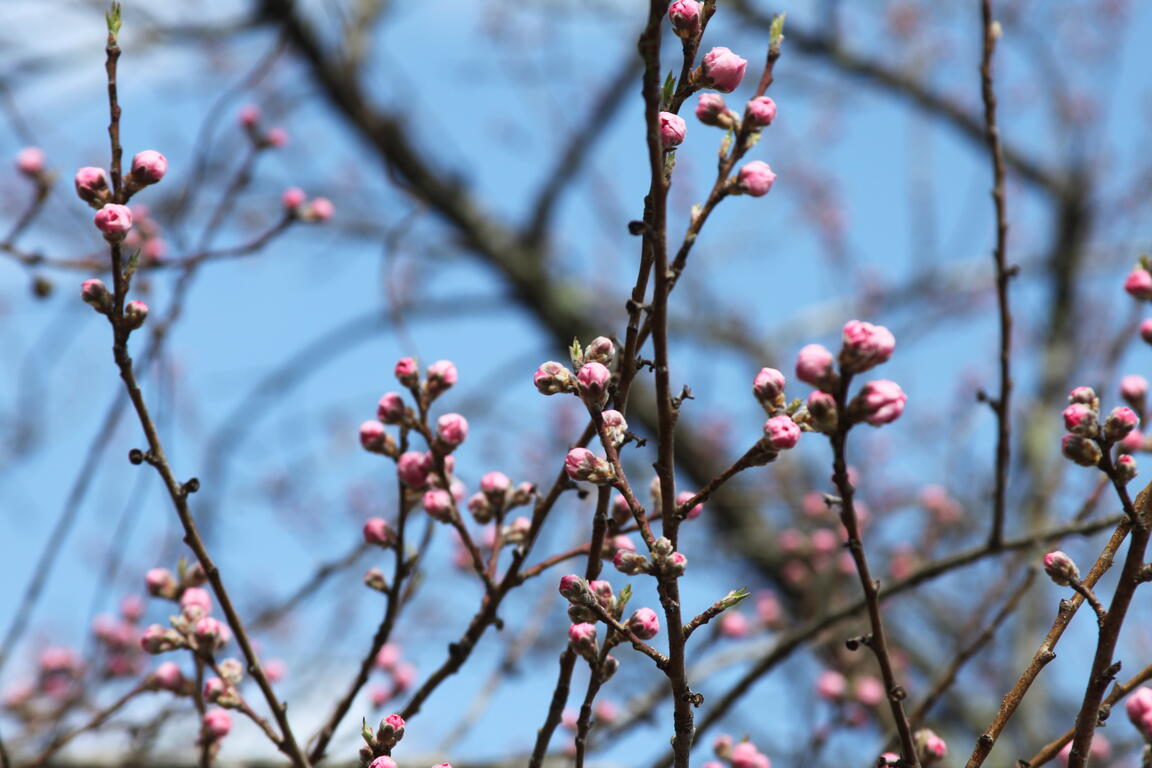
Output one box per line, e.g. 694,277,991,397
717,587,751,612
769,13,786,52
661,70,676,110
106,2,123,37
570,338,583,367
617,583,633,614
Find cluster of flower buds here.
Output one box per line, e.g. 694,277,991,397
1060,384,1141,475
368,644,417,709
238,104,289,150
360,713,406,764
140,580,232,656
707,734,772,768
465,471,535,524
203,658,245,709
795,320,906,429
91,595,147,678
281,186,335,222
536,336,616,406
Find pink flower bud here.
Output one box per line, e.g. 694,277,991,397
1105,406,1140,441
360,420,396,455
239,105,261,127
267,127,289,148
753,367,786,404
381,712,405,741
857,379,907,426
840,320,896,373
613,549,651,576
558,574,591,604
1062,403,1097,434
282,186,306,210
369,758,397,768
595,699,619,723
668,0,702,37
718,611,749,638
1121,429,1145,454
375,643,402,670
436,413,469,446
806,390,838,431
746,96,777,127
426,360,458,392
264,659,286,682
568,622,597,654
394,356,419,386
180,587,212,617
305,197,334,222
756,591,780,626
467,492,493,524
422,488,454,523
627,607,660,640
696,93,739,129
1062,434,1103,466
481,471,510,498
601,409,628,447
130,150,168,186
1121,374,1148,402
203,707,232,740
376,392,406,424
193,617,228,651
15,147,44,177
763,415,800,449
74,167,110,206
676,490,702,519
1125,268,1152,300
81,279,113,314
94,203,134,238
737,160,776,197
1141,319,1152,345
796,344,837,390
534,360,576,395
152,661,183,692
397,451,433,488
666,551,687,577
729,741,770,768
1043,550,1080,586
203,676,227,703
1127,687,1152,739
915,728,947,764
855,675,886,707
120,594,144,623
584,336,615,365
816,669,847,700
124,300,148,330
363,518,395,547
659,111,687,148
577,362,611,404
564,447,615,484
701,47,748,93
1117,453,1138,483
145,568,175,598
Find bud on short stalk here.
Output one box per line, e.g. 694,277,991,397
1043,550,1080,586
1062,434,1102,467
534,361,576,395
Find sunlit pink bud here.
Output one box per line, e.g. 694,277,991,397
796,344,837,390
695,93,738,129
668,0,702,37
817,669,847,700
666,551,687,577
613,549,651,576
676,490,702,519
1117,454,1138,483
130,150,167,186
1062,403,1097,434
422,488,454,523
424,360,458,395
1062,434,1102,467
600,409,628,447
625,607,659,640
565,447,615,484
152,661,183,692
857,379,907,426
713,734,734,759
659,111,687,149
840,320,896,373
435,413,468,448
194,617,228,651
394,357,419,387
746,96,777,127
1125,268,1152,300
480,471,510,500
915,728,947,764
736,160,776,197
378,712,406,747
558,574,592,605
806,390,837,432
120,595,144,623
181,587,212,617
753,367,787,407
376,392,406,425
263,659,286,682
718,610,749,638
123,300,148,330
1105,407,1140,441
94,203,134,239
203,676,227,703
305,197,334,222
368,758,398,768
588,579,615,610
1069,386,1097,405
145,568,176,598
203,707,232,740
267,127,289,148
763,415,800,449
756,590,780,626
1127,687,1152,739
810,528,839,556
584,336,615,366
140,624,182,654
568,622,597,654
1043,550,1080,586
15,147,44,177
362,518,395,547
594,699,618,724
81,279,113,314
534,361,576,395
1141,319,1152,345
1121,429,1145,454
1122,374,1148,403
281,186,306,211
359,421,395,456
74,166,110,206
701,46,747,93
877,753,901,767
854,675,885,707
397,450,432,488
577,362,611,403
729,742,769,768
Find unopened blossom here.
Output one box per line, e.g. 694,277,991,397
368,758,397,768
915,728,947,765
239,104,261,127
395,357,419,386
15,147,44,177
94,204,133,238
730,741,771,768
1069,385,1097,406
816,669,847,700
764,415,800,449
81,279,112,314
436,413,469,446
659,111,687,148
376,392,405,424
855,676,886,707
180,587,212,617
534,361,576,395
718,610,750,638
627,607,660,640
480,471,510,499
264,659,286,682
1125,268,1152,300
1043,550,1080,586
796,344,837,390
304,197,334,222
676,490,702,519
746,96,777,127
840,320,896,373
152,662,183,692
601,409,628,447
1122,374,1148,402
753,367,786,404
668,0,702,37
577,362,611,405
806,391,837,431
1117,453,1138,483
1105,406,1140,441
558,574,593,604
737,161,776,197
1121,429,1145,454
1141,319,1152,345
360,421,395,455
397,451,433,488
363,518,394,547
857,380,907,426
584,336,615,365
282,186,306,210
1127,687,1152,740
193,617,228,651
426,360,458,395
696,93,738,129
74,167,110,206
568,623,597,655
613,549,650,576
267,127,289,148
701,46,747,92
422,488,454,523
124,300,148,330
1062,403,1096,435
145,568,176,598
565,447,615,484
203,708,232,740
130,150,167,186
1062,434,1102,466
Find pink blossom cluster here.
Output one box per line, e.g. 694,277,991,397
368,643,418,709
794,320,906,429
1060,383,1141,474
707,734,771,768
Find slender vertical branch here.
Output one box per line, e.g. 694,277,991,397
979,0,1014,548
